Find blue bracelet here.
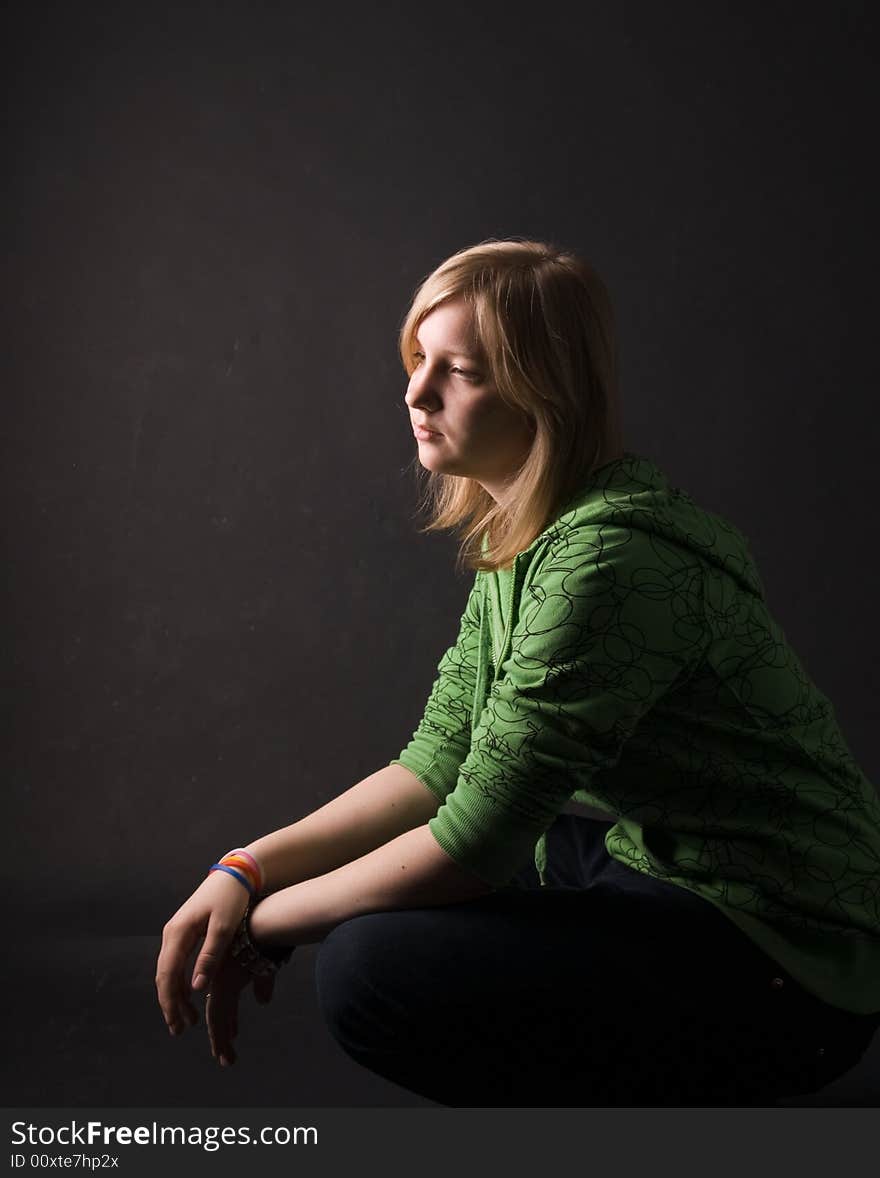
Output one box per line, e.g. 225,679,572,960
209,862,255,896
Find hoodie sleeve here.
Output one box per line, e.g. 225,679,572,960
389,571,484,804
427,524,707,887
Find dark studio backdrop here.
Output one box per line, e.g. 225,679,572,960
3,0,878,1108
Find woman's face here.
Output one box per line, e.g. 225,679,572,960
404,297,535,500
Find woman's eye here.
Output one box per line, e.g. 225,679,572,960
411,352,480,381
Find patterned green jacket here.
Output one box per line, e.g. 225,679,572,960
391,452,880,1014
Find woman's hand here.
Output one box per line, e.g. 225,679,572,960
155,870,251,1037
204,952,276,1068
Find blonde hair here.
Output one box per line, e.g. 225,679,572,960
400,237,625,572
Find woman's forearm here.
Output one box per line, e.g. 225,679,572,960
244,762,442,893
248,823,495,947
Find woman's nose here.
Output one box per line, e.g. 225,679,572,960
405,367,440,411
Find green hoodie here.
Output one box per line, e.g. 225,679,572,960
391,451,880,1015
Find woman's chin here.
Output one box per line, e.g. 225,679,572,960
416,448,456,474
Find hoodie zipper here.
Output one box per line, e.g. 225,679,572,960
490,554,521,679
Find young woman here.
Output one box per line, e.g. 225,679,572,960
156,238,880,1106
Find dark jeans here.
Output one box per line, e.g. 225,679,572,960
314,815,879,1106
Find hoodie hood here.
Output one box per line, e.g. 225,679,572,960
550,450,766,601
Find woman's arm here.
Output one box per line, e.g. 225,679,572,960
249,823,495,948
200,824,495,1068
160,574,484,1036
157,763,445,1034
244,762,443,892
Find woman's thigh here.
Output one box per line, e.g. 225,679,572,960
314,881,868,1107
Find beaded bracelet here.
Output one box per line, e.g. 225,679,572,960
208,847,264,897
229,901,295,978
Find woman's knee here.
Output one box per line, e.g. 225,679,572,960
314,910,426,1050
316,914,379,1008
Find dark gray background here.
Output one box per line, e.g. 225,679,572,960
4,0,878,1106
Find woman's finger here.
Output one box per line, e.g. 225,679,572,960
206,989,239,1067
253,974,275,1005
190,914,237,993
156,922,201,1034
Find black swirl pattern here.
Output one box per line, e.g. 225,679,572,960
391,452,880,1013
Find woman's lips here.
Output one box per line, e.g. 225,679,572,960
413,424,443,440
